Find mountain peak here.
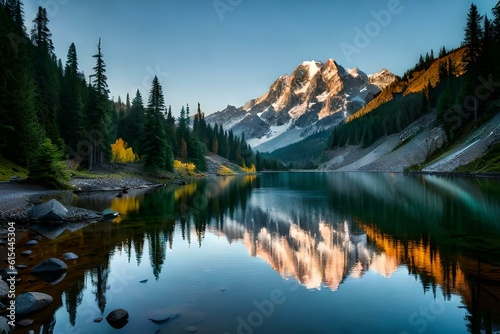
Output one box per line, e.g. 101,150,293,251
368,69,397,89
206,58,396,152
300,60,321,79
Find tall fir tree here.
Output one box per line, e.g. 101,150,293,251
59,42,84,152
140,76,173,171
164,105,177,153
31,6,53,54
0,4,43,166
31,5,62,147
493,1,500,39
463,3,484,71
85,38,111,168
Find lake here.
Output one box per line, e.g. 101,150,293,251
15,172,500,333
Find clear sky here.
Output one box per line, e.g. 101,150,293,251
23,0,496,116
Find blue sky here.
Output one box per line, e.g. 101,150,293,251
23,0,497,116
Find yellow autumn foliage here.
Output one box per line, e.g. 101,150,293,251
174,160,196,175
111,138,138,163
241,164,256,173
217,165,236,176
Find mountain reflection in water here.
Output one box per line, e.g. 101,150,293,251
16,172,500,334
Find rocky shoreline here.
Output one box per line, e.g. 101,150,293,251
0,176,163,227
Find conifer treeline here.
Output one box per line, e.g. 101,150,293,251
0,1,282,182
329,2,500,150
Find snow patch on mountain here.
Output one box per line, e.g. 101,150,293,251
302,60,320,78
247,120,293,148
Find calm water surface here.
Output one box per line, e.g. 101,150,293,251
16,172,500,333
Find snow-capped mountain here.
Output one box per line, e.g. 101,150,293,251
206,59,396,152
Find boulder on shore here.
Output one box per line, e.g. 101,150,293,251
29,199,68,221
15,292,53,315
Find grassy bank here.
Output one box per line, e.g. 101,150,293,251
0,157,28,181
455,143,500,173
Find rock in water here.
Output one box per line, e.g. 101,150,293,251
63,252,79,260
0,316,13,334
185,325,198,332
102,208,119,218
32,258,67,274
20,250,32,256
106,309,128,329
148,311,175,323
15,292,53,315
0,269,17,280
17,319,33,327
0,281,8,300
29,199,68,221
31,258,67,283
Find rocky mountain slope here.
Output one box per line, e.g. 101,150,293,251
206,60,396,152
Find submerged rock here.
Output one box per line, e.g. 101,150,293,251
15,292,53,315
63,252,79,260
102,208,119,218
106,308,128,329
148,311,176,323
17,319,33,327
0,316,13,334
29,199,68,221
32,258,67,274
20,250,32,257
0,269,17,280
31,258,67,283
0,281,8,300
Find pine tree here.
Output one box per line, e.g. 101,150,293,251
31,5,62,147
439,46,447,58
31,6,53,54
463,3,484,71
126,93,131,111
438,60,448,81
92,38,109,97
140,76,173,171
418,54,425,70
164,105,177,152
59,42,83,151
0,5,43,166
28,138,70,189
493,1,500,39
85,38,111,168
